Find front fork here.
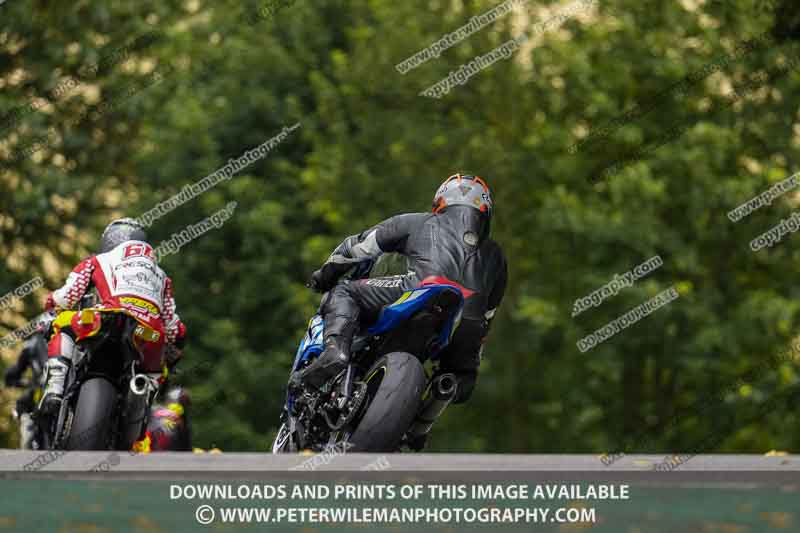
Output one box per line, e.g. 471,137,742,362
47,360,79,449
279,363,358,452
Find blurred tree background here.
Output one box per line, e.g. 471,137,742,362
1,0,800,453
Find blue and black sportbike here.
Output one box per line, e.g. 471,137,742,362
272,269,469,453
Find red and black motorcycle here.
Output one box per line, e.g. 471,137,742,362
37,299,188,451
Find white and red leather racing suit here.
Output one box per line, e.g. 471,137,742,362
46,240,186,362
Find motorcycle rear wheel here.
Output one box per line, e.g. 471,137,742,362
66,377,117,450
347,352,425,452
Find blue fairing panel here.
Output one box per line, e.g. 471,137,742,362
292,284,464,372
367,285,463,343
292,314,324,372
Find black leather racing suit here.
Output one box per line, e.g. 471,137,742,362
4,331,48,414
318,205,507,403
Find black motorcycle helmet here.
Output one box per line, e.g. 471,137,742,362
99,218,148,253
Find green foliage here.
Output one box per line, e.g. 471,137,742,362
1,0,800,453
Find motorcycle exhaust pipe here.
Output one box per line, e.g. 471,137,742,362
130,374,151,396
121,374,152,448
407,373,458,439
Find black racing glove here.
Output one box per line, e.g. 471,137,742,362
308,259,362,293
164,345,183,369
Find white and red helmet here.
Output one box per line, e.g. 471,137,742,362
432,173,493,217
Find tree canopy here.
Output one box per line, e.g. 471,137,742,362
1,0,800,453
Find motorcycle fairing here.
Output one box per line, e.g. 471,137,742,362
366,285,464,355
292,284,464,373
51,307,166,372
292,314,324,372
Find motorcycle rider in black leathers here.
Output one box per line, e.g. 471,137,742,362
4,317,50,449
292,173,507,411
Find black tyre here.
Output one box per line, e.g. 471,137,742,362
66,378,117,450
348,352,425,452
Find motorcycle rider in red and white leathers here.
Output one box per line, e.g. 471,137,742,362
39,218,187,413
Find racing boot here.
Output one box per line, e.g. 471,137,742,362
39,356,71,415
290,335,350,390
18,413,35,450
